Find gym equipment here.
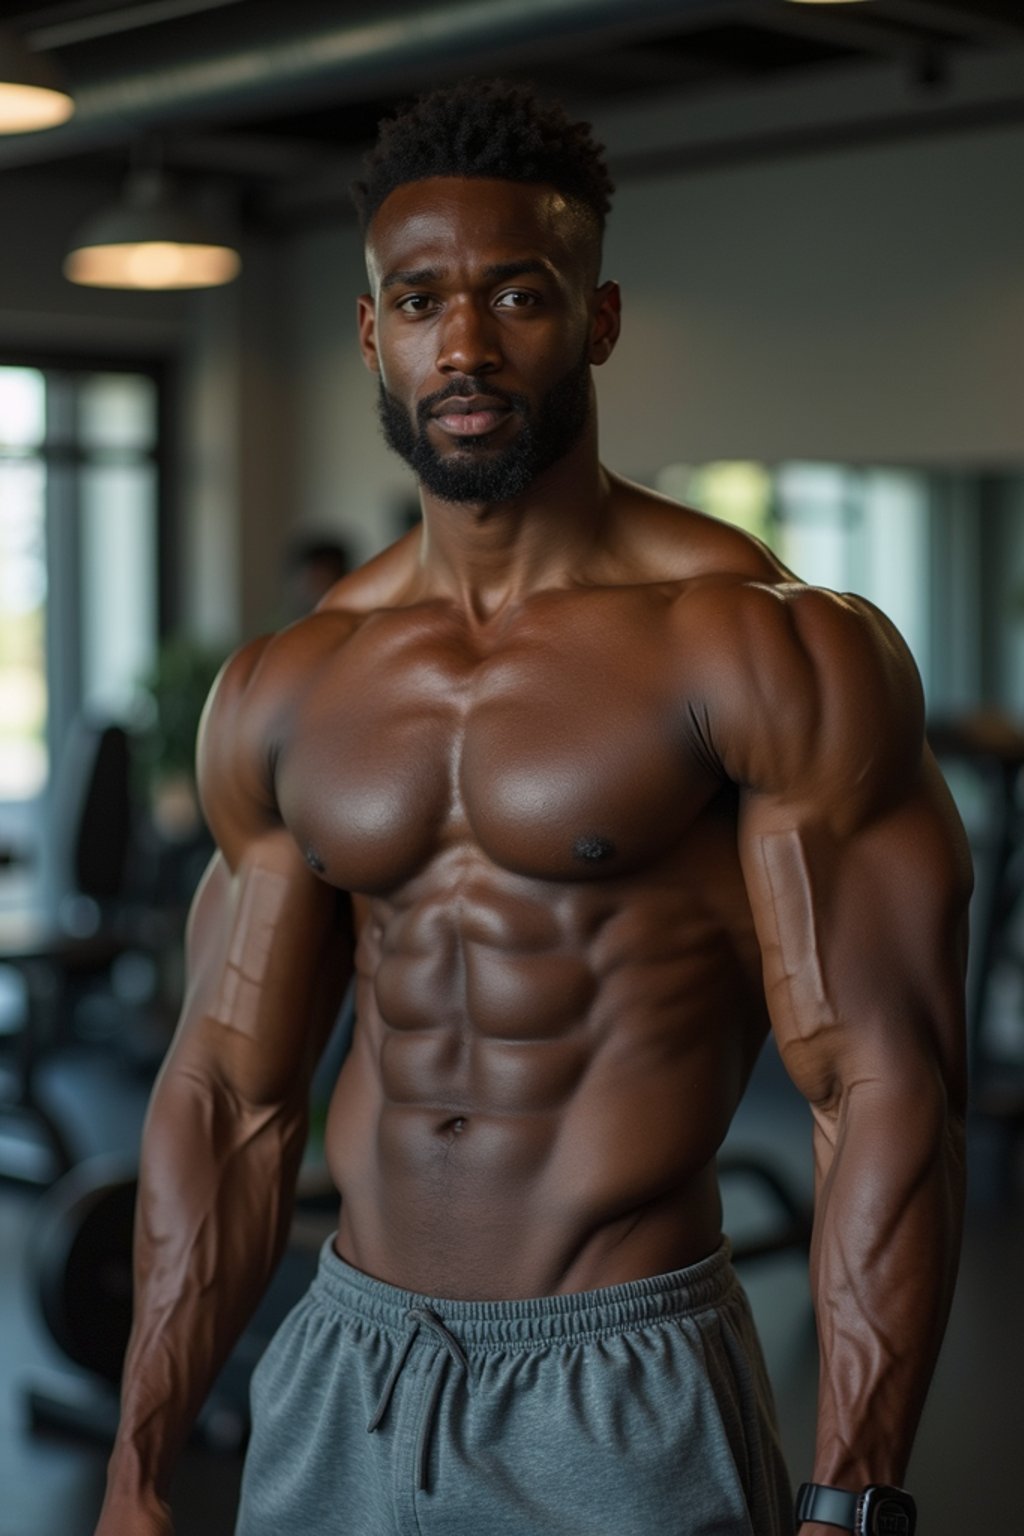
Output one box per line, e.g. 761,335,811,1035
719,1152,811,1264
24,1154,327,1449
0,720,135,1186
930,717,1024,1202
31,1155,137,1385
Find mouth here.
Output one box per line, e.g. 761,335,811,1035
429,394,513,439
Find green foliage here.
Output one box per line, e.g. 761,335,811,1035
135,636,226,785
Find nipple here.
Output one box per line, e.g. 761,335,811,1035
305,847,326,874
573,834,615,863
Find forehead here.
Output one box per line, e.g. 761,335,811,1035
365,176,590,287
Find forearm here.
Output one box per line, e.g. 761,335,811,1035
808,1081,965,1490
105,1050,308,1505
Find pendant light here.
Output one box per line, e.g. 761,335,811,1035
63,169,241,291
0,25,74,132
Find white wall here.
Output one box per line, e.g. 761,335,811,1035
598,122,1024,477
179,233,294,646
283,224,414,562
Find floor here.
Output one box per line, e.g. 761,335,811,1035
0,1038,1019,1536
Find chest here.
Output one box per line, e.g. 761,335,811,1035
273,597,719,893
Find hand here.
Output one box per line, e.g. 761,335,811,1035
94,1488,174,1536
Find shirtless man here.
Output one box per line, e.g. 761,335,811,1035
97,80,971,1536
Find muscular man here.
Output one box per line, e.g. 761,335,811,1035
97,81,971,1536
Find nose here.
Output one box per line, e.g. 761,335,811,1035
436,297,501,377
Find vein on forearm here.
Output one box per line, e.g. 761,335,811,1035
809,1079,964,1481
116,1060,307,1476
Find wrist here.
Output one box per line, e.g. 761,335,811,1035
104,1442,166,1505
96,1484,173,1536
795,1482,916,1535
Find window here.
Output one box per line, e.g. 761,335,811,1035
0,359,165,906
655,459,933,701
0,367,47,802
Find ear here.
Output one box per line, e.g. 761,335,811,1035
589,280,621,367
357,293,379,374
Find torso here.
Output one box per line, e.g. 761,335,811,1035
257,486,787,1297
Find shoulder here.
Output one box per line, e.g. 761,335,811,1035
194,598,362,848
687,580,926,825
195,635,283,862
605,473,789,588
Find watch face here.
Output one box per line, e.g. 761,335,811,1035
860,1488,915,1536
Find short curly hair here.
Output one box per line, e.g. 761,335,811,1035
352,78,614,237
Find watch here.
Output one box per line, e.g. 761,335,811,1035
795,1482,917,1535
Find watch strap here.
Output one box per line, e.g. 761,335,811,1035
795,1483,859,1529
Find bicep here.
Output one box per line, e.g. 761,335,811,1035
171,841,354,1110
739,752,971,1121
170,638,354,1105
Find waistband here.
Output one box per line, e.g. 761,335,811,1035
310,1236,737,1348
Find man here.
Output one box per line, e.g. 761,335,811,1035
97,80,971,1536
281,532,353,623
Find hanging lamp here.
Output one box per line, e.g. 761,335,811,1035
63,170,241,291
0,25,74,133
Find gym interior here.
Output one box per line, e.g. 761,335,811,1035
1,2,1022,1532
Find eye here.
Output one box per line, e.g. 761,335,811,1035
395,293,438,314
495,289,540,310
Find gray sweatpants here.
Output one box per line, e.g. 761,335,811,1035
235,1237,793,1536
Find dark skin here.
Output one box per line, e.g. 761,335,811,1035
97,177,972,1535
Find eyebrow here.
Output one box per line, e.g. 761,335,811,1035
380,267,441,291
380,258,554,291
482,259,552,283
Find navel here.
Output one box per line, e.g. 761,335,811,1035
573,833,615,863
439,1115,468,1137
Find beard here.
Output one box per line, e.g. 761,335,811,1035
376,345,592,504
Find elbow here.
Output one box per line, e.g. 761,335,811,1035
902,1074,967,1230
146,1049,308,1170
837,1057,964,1170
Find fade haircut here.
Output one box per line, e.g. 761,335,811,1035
352,78,615,247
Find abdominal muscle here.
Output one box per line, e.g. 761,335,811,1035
323,872,762,1300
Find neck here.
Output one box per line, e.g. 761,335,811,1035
415,432,610,623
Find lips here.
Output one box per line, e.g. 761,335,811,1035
429,394,511,438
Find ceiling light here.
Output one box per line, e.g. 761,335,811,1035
63,172,241,291
0,25,74,132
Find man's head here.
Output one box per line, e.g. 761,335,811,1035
285,534,352,618
352,78,614,279
354,80,620,505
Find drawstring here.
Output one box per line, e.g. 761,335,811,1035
366,1327,417,1434
366,1306,470,1491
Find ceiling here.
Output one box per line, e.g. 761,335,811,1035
2,0,1023,228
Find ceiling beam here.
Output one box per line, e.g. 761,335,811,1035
593,37,1024,171
874,0,1024,46
26,0,248,51
0,0,738,169
751,0,943,64
258,42,1024,226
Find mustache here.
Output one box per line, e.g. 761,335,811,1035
415,378,522,424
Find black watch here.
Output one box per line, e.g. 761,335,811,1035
795,1482,917,1535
